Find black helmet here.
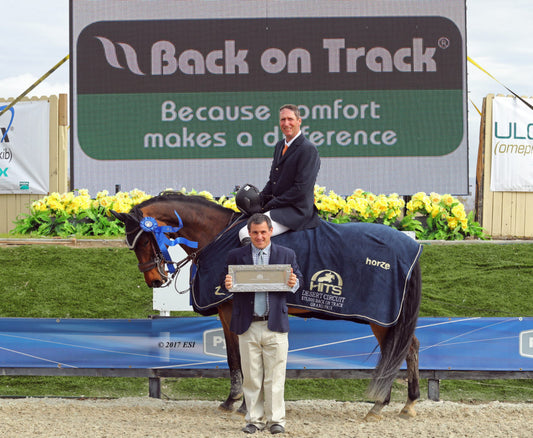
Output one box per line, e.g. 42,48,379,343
235,184,262,216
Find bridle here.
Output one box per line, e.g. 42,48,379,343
125,209,244,290
125,215,199,290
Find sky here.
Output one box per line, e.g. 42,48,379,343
1,0,532,201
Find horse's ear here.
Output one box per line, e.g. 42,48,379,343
110,210,125,222
110,210,136,227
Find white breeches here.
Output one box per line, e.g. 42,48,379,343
238,211,290,241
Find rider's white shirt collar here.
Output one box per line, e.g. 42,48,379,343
285,131,301,147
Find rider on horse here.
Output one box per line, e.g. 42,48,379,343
237,104,321,243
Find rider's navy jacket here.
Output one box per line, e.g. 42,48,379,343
260,134,321,231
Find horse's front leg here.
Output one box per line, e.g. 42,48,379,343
217,302,245,413
399,335,420,419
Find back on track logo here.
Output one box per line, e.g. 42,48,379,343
77,16,463,94
309,269,343,296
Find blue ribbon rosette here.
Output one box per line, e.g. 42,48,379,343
139,211,198,273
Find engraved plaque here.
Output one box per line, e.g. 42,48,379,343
228,264,292,292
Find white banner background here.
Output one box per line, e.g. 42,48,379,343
0,100,49,194
491,96,533,192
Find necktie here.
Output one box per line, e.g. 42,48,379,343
282,144,288,155
254,250,267,316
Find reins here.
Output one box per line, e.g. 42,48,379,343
160,212,246,292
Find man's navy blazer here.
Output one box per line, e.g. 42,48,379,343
226,243,303,335
260,134,321,231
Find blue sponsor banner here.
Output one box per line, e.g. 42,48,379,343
0,317,531,371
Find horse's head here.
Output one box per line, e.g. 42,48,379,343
111,210,176,288
111,191,236,289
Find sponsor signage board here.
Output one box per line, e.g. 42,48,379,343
490,96,533,192
0,317,531,370
0,101,49,194
71,0,467,196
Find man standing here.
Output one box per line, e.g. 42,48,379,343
238,104,321,242
225,213,303,434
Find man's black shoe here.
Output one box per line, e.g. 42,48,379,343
242,424,258,434
270,424,285,434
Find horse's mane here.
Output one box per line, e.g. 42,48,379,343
129,191,234,218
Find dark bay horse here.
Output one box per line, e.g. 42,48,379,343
111,192,422,421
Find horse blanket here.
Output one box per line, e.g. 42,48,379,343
190,220,422,326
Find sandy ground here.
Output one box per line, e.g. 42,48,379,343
0,397,531,438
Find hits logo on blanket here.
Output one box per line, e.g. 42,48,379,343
300,270,347,312
309,270,343,295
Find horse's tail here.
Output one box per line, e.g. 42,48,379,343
367,260,422,402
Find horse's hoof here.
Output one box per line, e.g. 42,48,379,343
236,404,247,415
364,412,383,422
218,402,234,412
399,407,417,419
399,400,417,419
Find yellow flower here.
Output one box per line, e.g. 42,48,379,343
423,196,432,214
198,190,214,201
343,198,357,215
389,197,405,209
314,185,326,196
452,204,466,220
113,199,133,213
442,194,454,207
61,192,75,204
371,205,382,217
353,197,369,214
114,191,129,201
47,198,64,212
447,216,458,230
429,192,441,204
129,189,149,201
96,190,109,199
351,188,365,198
98,196,113,209
31,200,47,212
412,192,426,201
222,198,239,212
374,195,388,212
